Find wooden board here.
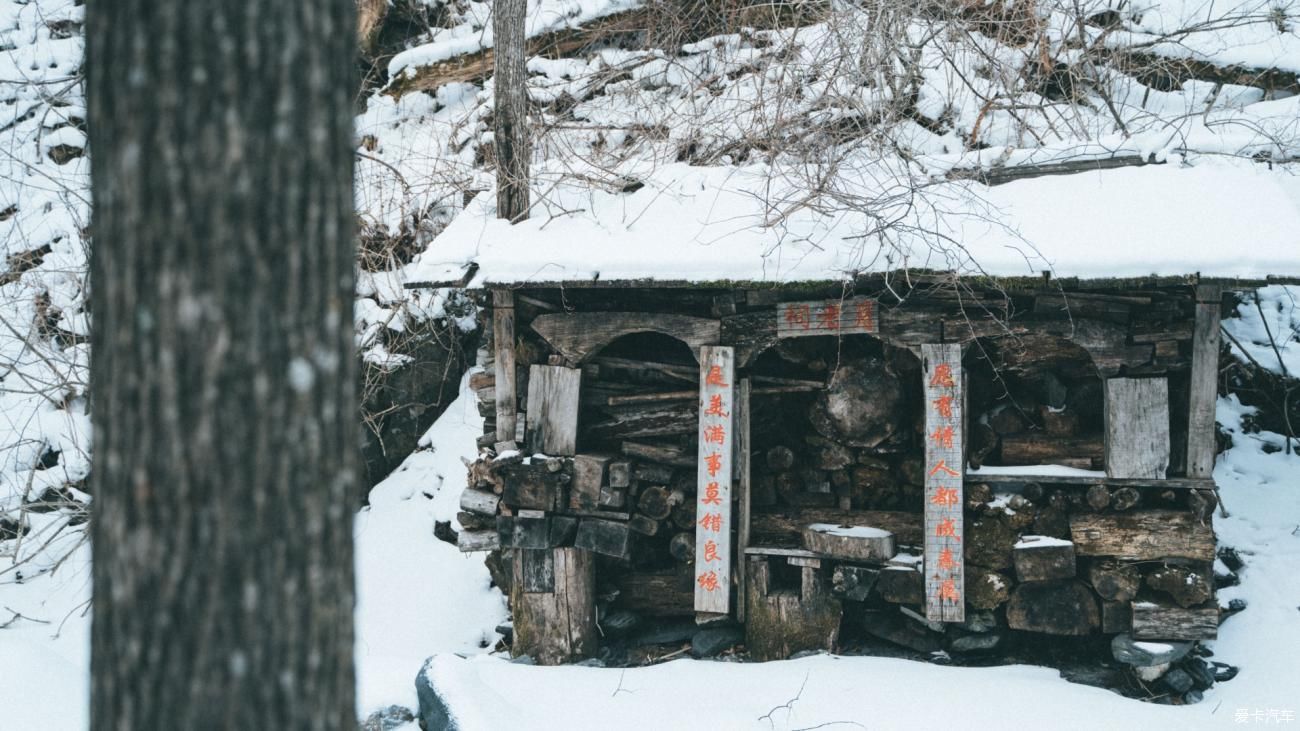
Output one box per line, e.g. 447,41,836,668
530,311,721,364
1104,377,1170,479
520,548,556,593
1131,601,1218,641
922,343,964,623
776,297,878,338
749,509,923,546
695,345,734,614
492,290,517,442
1070,510,1215,561
525,364,581,455
1186,285,1222,477
509,547,597,664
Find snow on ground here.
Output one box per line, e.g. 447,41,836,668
354,372,508,717
1224,285,1300,376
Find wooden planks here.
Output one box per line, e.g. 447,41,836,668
695,345,734,615
776,297,878,337
509,547,597,664
1070,510,1215,561
525,364,581,455
1186,284,1222,477
922,343,965,623
1131,601,1218,641
492,289,517,442
1104,377,1170,479
530,311,720,364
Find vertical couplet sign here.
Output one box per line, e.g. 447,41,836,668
922,343,965,623
695,346,735,614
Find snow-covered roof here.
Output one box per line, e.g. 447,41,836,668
405,159,1300,287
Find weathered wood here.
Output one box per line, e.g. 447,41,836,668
459,488,501,516
622,440,694,467
497,515,551,549
1110,486,1141,511
1088,560,1141,602
492,0,529,222
776,297,878,337
584,401,697,440
695,346,734,614
574,518,632,559
876,567,925,604
1146,564,1213,608
510,547,597,664
608,460,632,488
1085,484,1110,511
634,462,676,482
525,365,581,455
744,558,842,661
737,378,752,623
457,529,500,552
1104,377,1170,479
802,523,895,561
831,565,880,601
628,514,660,536
493,290,517,443
530,311,720,365
1131,600,1218,641
597,484,627,509
1000,434,1103,466
1012,536,1077,583
669,532,695,562
1070,510,1215,561
520,548,555,593
1186,285,1222,477
570,453,613,510
1101,600,1132,634
751,509,922,546
1006,580,1099,635
611,566,695,616
963,473,1214,490
637,485,678,520
498,460,564,511
923,343,964,623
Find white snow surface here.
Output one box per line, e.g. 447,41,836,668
1223,285,1300,376
807,523,893,539
1014,534,1076,548
968,464,1107,478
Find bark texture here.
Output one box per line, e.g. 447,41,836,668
493,0,531,221
86,2,359,729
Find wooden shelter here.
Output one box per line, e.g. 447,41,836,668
432,271,1239,664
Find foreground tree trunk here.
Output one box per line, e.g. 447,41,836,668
493,0,530,221
86,3,359,729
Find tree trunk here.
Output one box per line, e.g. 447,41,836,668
86,3,359,729
494,0,530,221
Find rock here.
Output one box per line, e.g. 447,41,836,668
957,610,997,634
1006,580,1099,636
494,623,514,645
632,618,696,646
949,630,1004,653
1161,667,1194,694
807,437,854,471
415,657,459,731
360,705,417,731
1111,634,1193,667
1212,662,1239,682
1217,546,1244,572
691,625,744,657
599,610,640,639
1182,657,1216,690
574,658,606,667
966,566,1012,610
864,611,944,653
1146,565,1212,608
1184,689,1204,704
434,520,458,546
1136,663,1170,682
832,565,880,602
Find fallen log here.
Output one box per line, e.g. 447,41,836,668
1070,510,1214,561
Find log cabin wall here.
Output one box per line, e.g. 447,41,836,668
458,278,1223,666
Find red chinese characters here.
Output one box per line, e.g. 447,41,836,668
695,347,734,611
923,345,964,619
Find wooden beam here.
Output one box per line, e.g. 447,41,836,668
736,378,751,623
1131,600,1218,641
531,311,720,365
922,343,964,623
1186,285,1222,477
1070,510,1215,561
510,547,597,664
1104,377,1171,479
963,473,1214,490
492,289,517,443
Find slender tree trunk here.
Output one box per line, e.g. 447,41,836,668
85,3,359,729
494,0,531,221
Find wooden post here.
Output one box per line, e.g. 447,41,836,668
736,377,752,622
695,346,734,615
510,547,596,664
1186,284,1222,477
922,343,964,623
1104,377,1170,479
492,289,517,443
